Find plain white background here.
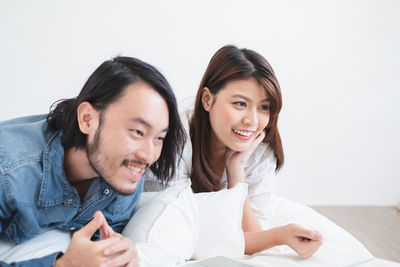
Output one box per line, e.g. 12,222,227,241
0,0,399,205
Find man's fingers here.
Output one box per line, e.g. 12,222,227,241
95,210,117,240
103,246,137,267
100,223,115,240
98,212,115,240
125,258,140,267
77,211,102,239
95,235,125,250
104,236,133,256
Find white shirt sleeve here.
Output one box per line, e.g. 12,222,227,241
244,143,277,226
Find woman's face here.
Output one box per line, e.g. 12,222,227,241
202,78,271,152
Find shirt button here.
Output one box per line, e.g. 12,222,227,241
67,199,73,204
70,227,76,230
104,189,110,195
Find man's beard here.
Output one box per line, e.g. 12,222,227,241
85,115,127,195
85,114,147,195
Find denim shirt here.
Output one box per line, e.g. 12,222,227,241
0,115,144,266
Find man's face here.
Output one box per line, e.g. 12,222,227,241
86,83,169,195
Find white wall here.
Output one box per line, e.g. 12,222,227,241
1,0,399,205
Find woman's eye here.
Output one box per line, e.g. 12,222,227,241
259,105,270,111
233,101,246,107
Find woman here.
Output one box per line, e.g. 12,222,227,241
146,45,323,258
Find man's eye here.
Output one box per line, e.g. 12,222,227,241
131,129,143,136
154,136,165,145
233,101,246,107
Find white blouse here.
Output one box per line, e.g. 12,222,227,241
144,114,278,224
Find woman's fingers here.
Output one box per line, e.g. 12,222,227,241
285,224,324,258
289,223,323,241
296,238,323,258
248,130,265,152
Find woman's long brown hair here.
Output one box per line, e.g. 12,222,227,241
190,45,284,193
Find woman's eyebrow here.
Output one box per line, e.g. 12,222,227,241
232,94,270,102
232,94,251,101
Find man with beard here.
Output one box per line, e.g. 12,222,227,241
0,57,186,267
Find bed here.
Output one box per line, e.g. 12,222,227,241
0,181,399,267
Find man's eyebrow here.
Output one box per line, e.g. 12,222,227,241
131,117,168,132
232,94,270,102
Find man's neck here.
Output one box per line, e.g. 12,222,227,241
63,147,98,199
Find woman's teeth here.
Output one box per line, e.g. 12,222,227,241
233,129,254,137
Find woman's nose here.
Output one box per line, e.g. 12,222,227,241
243,108,258,126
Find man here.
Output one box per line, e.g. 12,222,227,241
0,56,186,266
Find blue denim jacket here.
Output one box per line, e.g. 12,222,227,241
0,115,144,266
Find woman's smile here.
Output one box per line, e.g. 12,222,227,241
232,129,255,140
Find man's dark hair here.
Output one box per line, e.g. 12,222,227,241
47,56,186,183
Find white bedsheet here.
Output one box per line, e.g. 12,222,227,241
1,194,399,267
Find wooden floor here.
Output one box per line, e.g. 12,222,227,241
311,206,400,263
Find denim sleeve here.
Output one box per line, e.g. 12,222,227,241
0,252,60,267
0,174,61,266
0,172,14,234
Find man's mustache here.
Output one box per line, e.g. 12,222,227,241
122,159,150,169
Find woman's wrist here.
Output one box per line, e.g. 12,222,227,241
226,166,245,188
273,225,287,245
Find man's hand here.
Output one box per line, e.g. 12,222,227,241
56,211,139,267
280,223,324,259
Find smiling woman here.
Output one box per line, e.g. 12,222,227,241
145,45,324,258
201,78,271,153
186,45,325,257
190,45,284,194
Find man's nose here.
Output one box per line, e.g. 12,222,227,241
136,139,154,164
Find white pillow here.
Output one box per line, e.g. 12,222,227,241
123,181,248,266
122,179,199,266
0,229,71,263
193,182,247,260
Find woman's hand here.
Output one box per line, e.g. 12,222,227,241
225,130,265,187
279,223,324,259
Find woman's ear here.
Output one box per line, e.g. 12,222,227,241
201,87,214,112
77,102,99,134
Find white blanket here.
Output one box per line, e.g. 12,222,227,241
1,194,398,267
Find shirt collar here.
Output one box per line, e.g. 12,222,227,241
38,131,79,207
